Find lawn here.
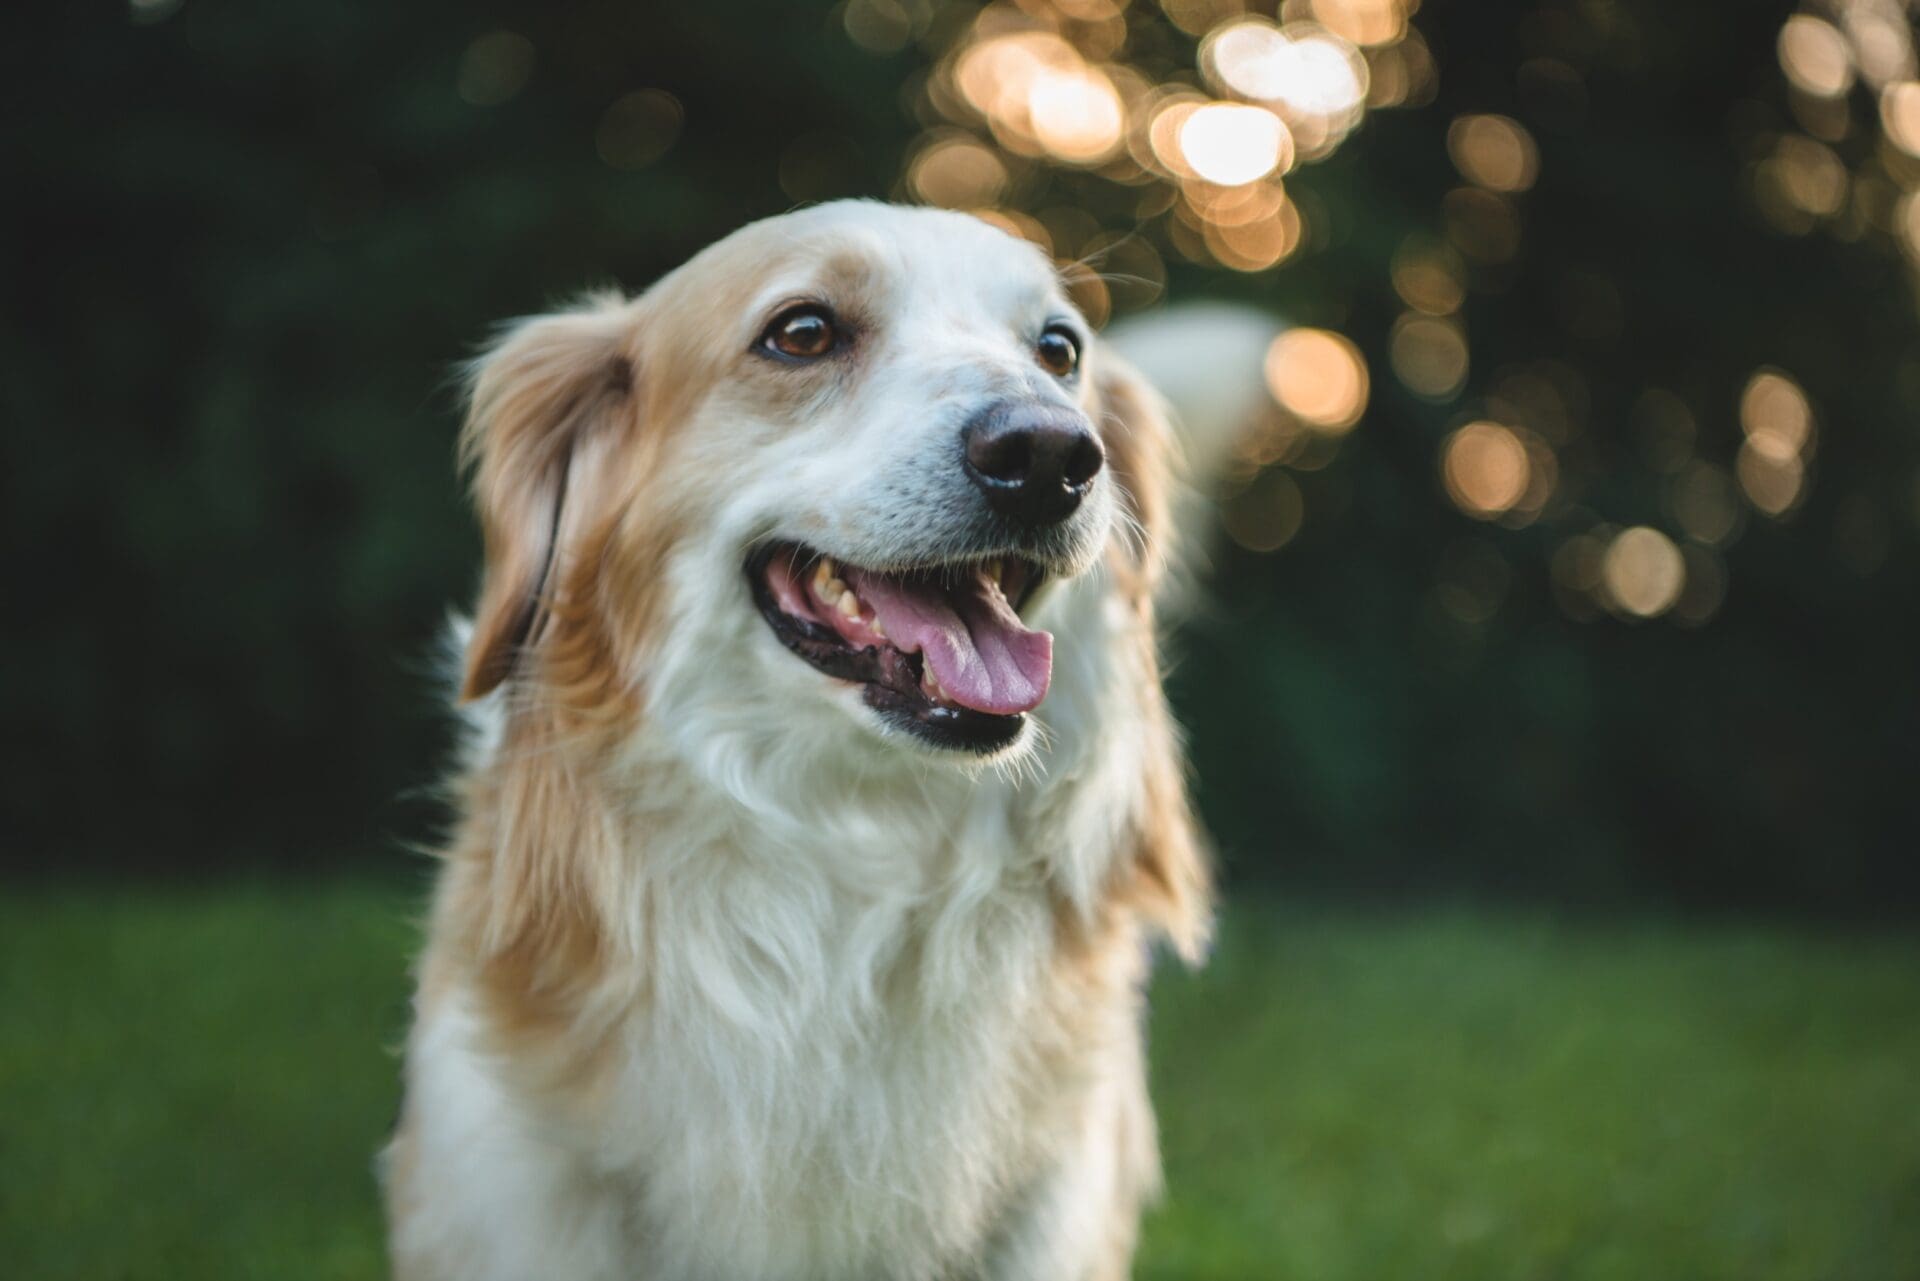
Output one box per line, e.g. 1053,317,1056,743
2,883,1916,1280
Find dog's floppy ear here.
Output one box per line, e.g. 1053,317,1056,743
1083,348,1214,961
1091,351,1178,585
459,292,638,701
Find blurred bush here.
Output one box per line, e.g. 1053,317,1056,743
3,0,904,869
4,0,1916,913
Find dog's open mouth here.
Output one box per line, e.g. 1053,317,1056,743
748,543,1051,753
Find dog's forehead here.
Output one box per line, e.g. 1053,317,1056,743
697,202,1069,327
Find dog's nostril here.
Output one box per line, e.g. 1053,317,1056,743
968,430,1033,485
1062,434,1104,488
961,403,1106,526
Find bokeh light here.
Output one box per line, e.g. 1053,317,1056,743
1737,368,1814,517
1442,421,1530,519
1601,526,1687,619
1447,114,1539,193
1879,80,1920,154
1027,65,1126,163
595,90,684,171
953,29,1126,163
908,134,1011,208
1738,441,1808,516
1391,239,1466,314
1203,19,1370,151
1779,15,1855,99
1757,136,1848,222
1223,467,1306,551
1308,0,1410,49
1201,197,1304,270
1179,103,1292,185
1845,1,1915,86
1390,314,1469,400
1740,369,1815,452
1264,328,1369,432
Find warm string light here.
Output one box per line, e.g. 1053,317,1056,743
1768,2,1920,282
1737,369,1816,517
907,0,1430,288
845,1,1866,626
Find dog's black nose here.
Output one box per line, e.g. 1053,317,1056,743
961,403,1105,526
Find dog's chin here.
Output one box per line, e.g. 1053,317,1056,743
746,541,1071,758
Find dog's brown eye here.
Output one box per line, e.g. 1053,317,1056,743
762,305,839,361
1036,326,1080,378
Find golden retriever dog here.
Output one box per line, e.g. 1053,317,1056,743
384,201,1267,1280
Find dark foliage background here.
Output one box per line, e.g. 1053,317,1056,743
5,0,1915,914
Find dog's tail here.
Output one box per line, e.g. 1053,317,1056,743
1104,302,1282,602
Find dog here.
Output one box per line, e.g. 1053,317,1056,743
384,201,1268,1280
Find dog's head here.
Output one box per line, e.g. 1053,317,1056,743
458,202,1171,766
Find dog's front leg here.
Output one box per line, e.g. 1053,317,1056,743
385,1003,637,1281
974,1055,1160,1281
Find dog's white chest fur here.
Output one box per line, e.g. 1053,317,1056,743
403,771,1149,1281
623,839,1087,1276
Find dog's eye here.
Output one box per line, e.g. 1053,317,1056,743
1036,325,1080,378
762,305,840,361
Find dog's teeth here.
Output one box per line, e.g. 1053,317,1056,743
836,590,861,619
814,559,850,603
983,558,1002,584
871,617,887,640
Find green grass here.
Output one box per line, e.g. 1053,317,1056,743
3,885,1916,1280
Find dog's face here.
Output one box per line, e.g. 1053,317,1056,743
459,203,1160,766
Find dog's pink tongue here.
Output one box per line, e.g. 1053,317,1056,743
848,569,1052,715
